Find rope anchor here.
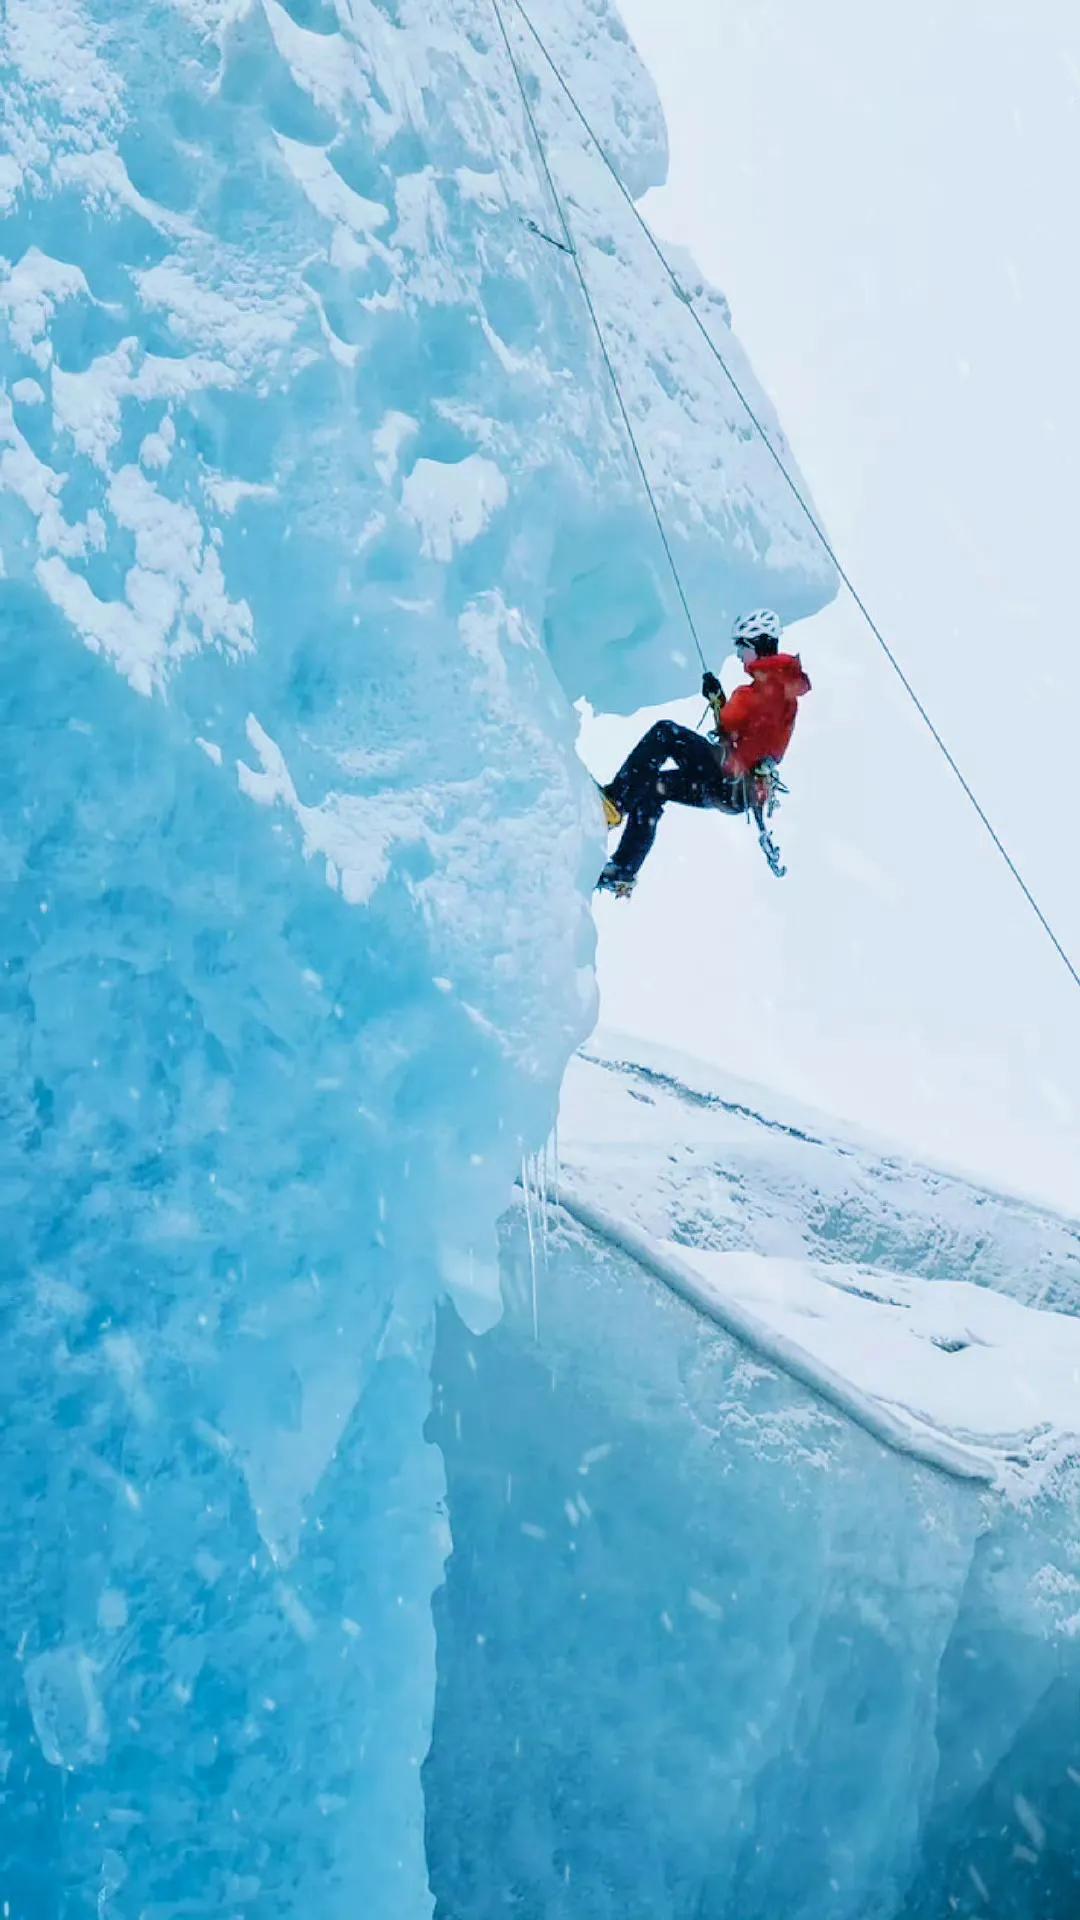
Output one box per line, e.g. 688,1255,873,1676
524,216,574,256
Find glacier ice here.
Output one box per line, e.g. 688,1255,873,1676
12,0,1069,1911
427,1042,1080,1919
0,0,834,1913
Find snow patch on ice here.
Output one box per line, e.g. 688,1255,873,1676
52,339,237,467
565,1032,1080,1306
402,455,509,561
0,156,22,212
202,476,278,516
675,1244,1080,1488
139,415,176,472
0,249,91,357
275,135,390,238
373,411,418,488
238,714,425,908
35,464,253,694
261,0,368,118
134,263,300,368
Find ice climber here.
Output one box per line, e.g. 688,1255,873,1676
597,609,811,896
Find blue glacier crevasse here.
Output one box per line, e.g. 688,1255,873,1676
428,1244,1080,1920
425,1052,1080,1918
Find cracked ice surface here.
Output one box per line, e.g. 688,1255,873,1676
0,0,832,1914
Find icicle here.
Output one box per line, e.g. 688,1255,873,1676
538,1137,551,1265
520,1153,539,1342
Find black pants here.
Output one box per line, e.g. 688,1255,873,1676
607,720,746,880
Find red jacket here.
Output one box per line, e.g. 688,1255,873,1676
719,653,811,777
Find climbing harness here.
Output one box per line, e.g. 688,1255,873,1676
753,759,788,814
495,0,1080,991
703,687,789,879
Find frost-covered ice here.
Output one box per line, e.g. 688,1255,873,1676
566,1033,1080,1311
663,1245,1080,1488
0,0,832,1914
428,1036,1080,1918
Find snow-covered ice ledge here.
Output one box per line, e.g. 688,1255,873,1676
557,1189,1002,1486
427,1040,1080,1919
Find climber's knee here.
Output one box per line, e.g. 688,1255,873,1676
644,719,677,752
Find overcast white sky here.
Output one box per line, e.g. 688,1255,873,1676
582,0,1080,1210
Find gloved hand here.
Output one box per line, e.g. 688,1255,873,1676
702,670,722,700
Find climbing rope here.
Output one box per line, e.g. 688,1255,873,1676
489,0,708,673
498,0,1080,995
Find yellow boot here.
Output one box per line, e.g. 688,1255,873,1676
598,784,623,830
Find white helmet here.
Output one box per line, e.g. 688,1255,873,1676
732,608,783,653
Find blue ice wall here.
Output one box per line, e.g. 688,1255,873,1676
1,0,834,1911
1,615,451,1916
426,1209,1080,1919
